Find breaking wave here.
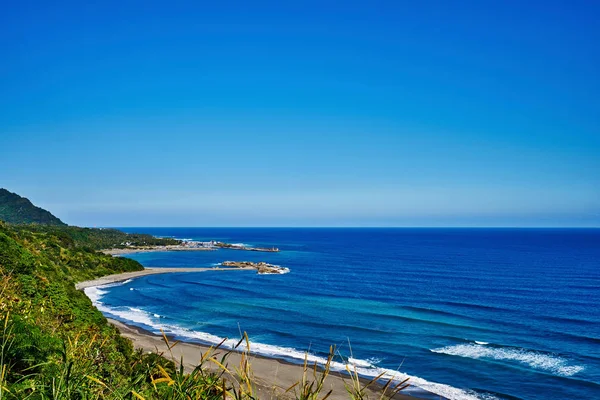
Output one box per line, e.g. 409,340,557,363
84,283,495,400
431,342,584,377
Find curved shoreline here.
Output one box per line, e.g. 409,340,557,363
76,268,431,399
75,266,253,290
107,318,419,400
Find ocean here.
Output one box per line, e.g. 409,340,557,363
86,228,600,399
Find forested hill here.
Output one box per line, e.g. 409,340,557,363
0,188,66,225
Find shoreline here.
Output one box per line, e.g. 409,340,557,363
75,266,254,290
101,242,280,256
77,265,432,399
101,246,215,255
107,318,420,400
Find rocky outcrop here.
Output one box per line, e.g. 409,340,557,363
221,261,290,274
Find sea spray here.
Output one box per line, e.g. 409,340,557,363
431,343,584,377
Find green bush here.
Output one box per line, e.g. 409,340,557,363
0,232,35,275
0,222,410,399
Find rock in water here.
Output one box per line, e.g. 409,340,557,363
221,261,290,274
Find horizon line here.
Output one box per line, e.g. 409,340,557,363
93,226,600,229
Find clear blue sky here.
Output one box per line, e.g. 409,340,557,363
1,1,598,227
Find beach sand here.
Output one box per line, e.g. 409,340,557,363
108,318,417,400
78,269,422,400
75,267,253,290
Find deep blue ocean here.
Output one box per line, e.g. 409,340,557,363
87,228,600,399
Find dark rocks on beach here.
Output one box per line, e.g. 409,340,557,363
220,261,289,274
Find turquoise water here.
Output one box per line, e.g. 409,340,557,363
87,228,600,399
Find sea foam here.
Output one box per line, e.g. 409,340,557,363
431,343,584,377
84,282,496,400
260,267,290,275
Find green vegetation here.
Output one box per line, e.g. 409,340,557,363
13,225,180,250
0,220,144,398
0,195,408,399
0,189,179,250
0,221,234,399
0,189,65,226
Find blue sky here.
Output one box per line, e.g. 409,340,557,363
1,1,598,227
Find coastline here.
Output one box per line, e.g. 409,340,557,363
101,246,215,255
75,266,254,290
108,318,419,400
101,242,279,256
77,268,425,399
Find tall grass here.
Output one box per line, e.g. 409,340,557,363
0,315,410,399
0,222,411,399
341,341,409,400
1,312,13,400
285,345,334,400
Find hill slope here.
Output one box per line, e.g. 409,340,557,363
0,197,387,399
0,188,66,225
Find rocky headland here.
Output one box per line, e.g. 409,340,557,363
221,261,290,274
102,240,280,255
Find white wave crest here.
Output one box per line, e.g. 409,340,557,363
84,289,156,327
347,357,373,368
431,344,584,377
156,328,490,400
84,279,133,303
83,284,494,400
259,267,290,275
84,286,107,303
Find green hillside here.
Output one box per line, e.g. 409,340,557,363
0,193,387,399
0,188,66,225
19,224,181,250
0,221,150,398
0,222,224,399
0,222,355,400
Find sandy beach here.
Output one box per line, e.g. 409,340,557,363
75,267,253,290
77,268,420,400
108,318,417,400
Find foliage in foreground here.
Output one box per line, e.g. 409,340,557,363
0,222,409,399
